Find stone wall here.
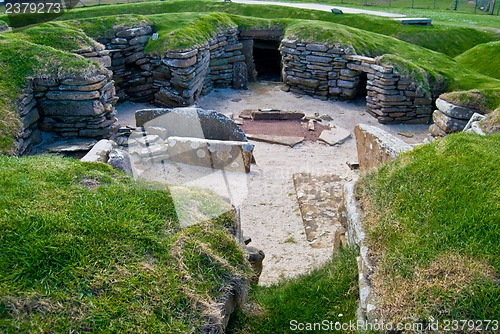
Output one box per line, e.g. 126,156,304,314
280,39,435,124
14,70,117,155
354,124,413,171
429,97,479,137
97,26,156,103
154,28,247,107
15,87,42,155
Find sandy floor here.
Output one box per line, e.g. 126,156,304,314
116,81,429,286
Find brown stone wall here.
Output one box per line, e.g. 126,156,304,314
280,39,435,124
98,26,156,103
154,28,246,107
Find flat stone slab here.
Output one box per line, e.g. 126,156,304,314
45,139,98,153
252,110,305,121
246,134,304,147
293,173,346,249
393,17,432,25
436,97,477,120
318,127,351,146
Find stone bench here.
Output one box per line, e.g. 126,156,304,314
393,18,432,25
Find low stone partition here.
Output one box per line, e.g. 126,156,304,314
129,107,253,172
344,124,416,323
354,124,413,171
280,39,435,124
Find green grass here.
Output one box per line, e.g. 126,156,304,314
355,133,500,325
227,247,359,334
0,155,251,332
36,0,497,57
253,0,500,28
440,88,500,113
455,41,500,80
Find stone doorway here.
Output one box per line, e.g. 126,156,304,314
253,40,282,81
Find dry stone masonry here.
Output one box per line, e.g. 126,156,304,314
11,23,447,155
15,69,117,155
97,25,156,102
429,97,480,137
280,39,435,124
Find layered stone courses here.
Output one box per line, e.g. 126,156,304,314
14,70,117,155
12,24,443,154
280,39,435,124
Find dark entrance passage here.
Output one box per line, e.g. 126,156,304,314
253,40,282,81
352,72,368,105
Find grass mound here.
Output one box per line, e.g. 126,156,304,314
0,155,251,332
356,133,500,325
1,0,494,56
228,247,359,333
440,89,500,113
455,41,500,80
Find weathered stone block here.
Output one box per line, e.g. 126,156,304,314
45,90,100,101
40,100,106,117
81,139,117,163
135,107,247,142
435,97,477,120
287,76,320,89
116,26,152,39
432,110,469,133
354,124,413,171
305,55,332,64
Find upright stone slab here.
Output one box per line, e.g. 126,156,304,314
135,107,248,142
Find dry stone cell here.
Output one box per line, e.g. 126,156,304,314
13,67,117,154
281,40,436,124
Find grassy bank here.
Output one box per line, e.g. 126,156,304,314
228,247,359,333
0,155,251,332
455,41,500,80
355,133,500,325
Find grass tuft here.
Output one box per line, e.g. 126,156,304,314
0,155,251,332
227,247,359,333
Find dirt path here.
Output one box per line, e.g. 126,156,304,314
116,81,429,286
229,0,405,18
